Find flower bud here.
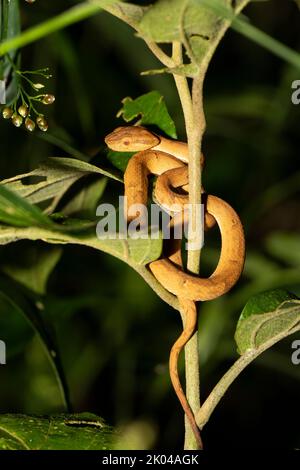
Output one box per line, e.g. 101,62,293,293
2,107,13,119
42,94,55,105
36,115,48,132
33,83,44,90
25,117,36,132
18,104,29,118
11,113,23,128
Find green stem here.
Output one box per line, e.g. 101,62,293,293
0,2,107,57
196,324,300,429
171,42,203,451
182,75,205,451
135,265,179,312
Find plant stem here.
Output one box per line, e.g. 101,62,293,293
0,2,106,57
134,265,179,311
171,42,205,450
144,38,206,450
195,324,300,429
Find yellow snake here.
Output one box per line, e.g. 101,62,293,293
105,125,245,447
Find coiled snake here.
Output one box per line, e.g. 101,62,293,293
105,126,245,446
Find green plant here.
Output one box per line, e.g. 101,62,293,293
0,0,299,450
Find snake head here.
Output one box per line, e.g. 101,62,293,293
104,126,160,152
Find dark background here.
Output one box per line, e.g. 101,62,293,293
0,0,299,449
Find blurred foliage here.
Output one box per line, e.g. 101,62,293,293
0,0,299,450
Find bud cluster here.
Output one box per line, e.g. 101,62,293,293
1,58,55,132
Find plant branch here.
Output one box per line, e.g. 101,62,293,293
0,2,106,57
145,41,175,69
196,324,300,429
171,41,203,451
134,265,179,311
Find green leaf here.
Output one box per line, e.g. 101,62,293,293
61,177,107,218
0,277,70,410
103,1,147,29
0,185,53,228
235,289,300,355
136,0,245,66
0,225,163,266
0,413,115,450
117,91,177,139
137,0,187,43
1,244,62,295
136,0,300,73
107,91,177,172
1,157,121,215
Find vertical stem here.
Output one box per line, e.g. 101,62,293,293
186,73,206,273
145,40,207,450
183,330,201,449
171,42,206,450
183,74,206,450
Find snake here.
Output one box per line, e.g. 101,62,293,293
105,125,245,447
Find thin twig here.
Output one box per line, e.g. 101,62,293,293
145,41,175,68
196,325,300,429
134,265,180,311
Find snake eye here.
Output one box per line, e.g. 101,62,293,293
123,140,130,146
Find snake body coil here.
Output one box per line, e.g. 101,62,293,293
105,125,245,447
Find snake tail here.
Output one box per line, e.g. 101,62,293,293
169,298,203,449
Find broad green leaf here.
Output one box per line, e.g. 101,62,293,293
117,91,177,139
1,157,121,215
136,0,250,66
0,277,70,410
61,177,107,218
103,1,147,29
266,232,300,267
0,413,115,450
235,289,300,354
0,225,163,266
1,244,62,295
0,185,53,228
106,0,300,72
137,0,187,43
